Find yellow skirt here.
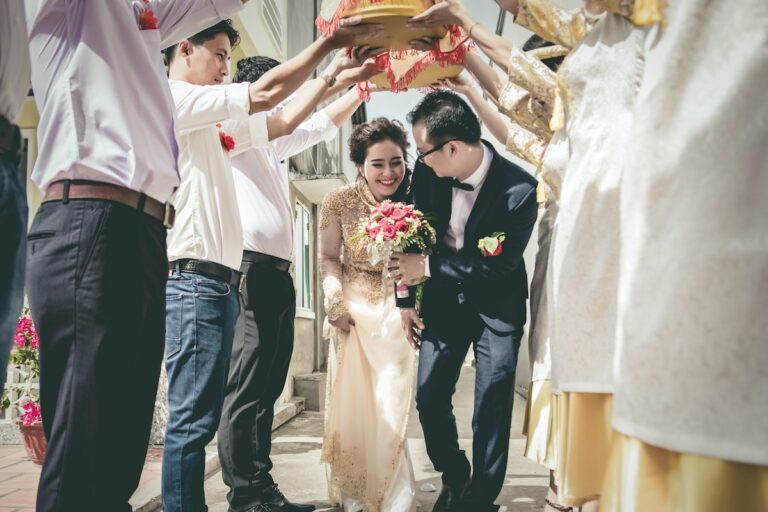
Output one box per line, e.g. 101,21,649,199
552,392,614,507
523,380,556,469
600,432,768,512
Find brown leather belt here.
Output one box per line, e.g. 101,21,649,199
43,180,175,228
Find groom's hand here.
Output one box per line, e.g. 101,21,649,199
389,253,427,286
400,308,425,351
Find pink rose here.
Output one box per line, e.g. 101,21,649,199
380,224,397,240
395,220,410,234
391,208,407,221
379,202,393,217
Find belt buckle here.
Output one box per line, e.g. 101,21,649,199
163,202,175,229
238,274,246,294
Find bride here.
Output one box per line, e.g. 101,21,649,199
319,117,417,512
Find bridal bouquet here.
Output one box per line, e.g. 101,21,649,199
354,200,436,300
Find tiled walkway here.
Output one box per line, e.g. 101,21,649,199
0,445,164,511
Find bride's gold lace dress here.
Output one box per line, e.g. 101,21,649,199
319,181,417,512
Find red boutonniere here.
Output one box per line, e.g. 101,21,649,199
138,0,158,30
216,123,236,153
478,232,506,257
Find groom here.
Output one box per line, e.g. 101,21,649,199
390,91,537,512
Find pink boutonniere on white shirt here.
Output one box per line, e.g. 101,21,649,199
138,0,158,30
216,124,236,153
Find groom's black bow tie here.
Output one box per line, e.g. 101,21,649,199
451,179,474,192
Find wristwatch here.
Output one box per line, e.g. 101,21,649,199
321,73,337,87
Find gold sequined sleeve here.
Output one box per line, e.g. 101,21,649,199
515,0,590,50
319,190,349,322
506,124,547,168
498,81,553,140
505,45,558,107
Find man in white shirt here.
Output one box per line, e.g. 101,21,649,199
163,20,379,512
216,56,371,512
23,2,250,511
0,0,29,397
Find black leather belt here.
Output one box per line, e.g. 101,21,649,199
170,259,245,290
242,251,291,272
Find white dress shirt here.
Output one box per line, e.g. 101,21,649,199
25,0,243,202
231,110,338,261
425,144,492,277
0,0,30,122
167,79,269,271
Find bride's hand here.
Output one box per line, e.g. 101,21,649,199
330,312,355,333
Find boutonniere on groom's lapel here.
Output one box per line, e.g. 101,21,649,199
137,0,158,31
478,232,506,257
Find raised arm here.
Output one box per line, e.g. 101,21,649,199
265,48,379,140
246,19,383,114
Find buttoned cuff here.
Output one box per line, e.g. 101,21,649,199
226,81,251,121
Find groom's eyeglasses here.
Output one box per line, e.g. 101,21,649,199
416,138,461,162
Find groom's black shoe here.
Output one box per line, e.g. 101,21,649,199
257,484,315,512
433,463,471,512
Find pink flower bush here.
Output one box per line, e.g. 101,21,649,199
14,315,39,350
20,401,41,426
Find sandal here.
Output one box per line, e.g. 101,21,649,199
545,498,574,512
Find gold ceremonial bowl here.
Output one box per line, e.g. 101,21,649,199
343,0,448,51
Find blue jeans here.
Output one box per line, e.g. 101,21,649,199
162,271,239,512
0,156,27,394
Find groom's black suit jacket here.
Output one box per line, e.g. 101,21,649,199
397,141,538,334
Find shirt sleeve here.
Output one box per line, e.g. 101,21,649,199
272,109,339,161
143,0,244,48
171,81,250,135
0,0,30,121
222,111,270,157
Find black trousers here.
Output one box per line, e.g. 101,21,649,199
26,199,167,512
218,254,295,511
417,295,523,511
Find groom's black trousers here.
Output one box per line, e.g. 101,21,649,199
26,199,167,512
416,283,524,509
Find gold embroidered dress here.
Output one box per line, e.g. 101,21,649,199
319,182,417,512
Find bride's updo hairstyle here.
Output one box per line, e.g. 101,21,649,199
348,117,412,202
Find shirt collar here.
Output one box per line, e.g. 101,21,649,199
460,143,493,190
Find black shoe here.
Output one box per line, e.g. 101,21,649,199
258,483,315,512
244,505,274,512
432,475,470,512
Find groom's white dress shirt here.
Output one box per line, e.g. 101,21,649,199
425,144,492,277
167,79,269,271
25,0,243,201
